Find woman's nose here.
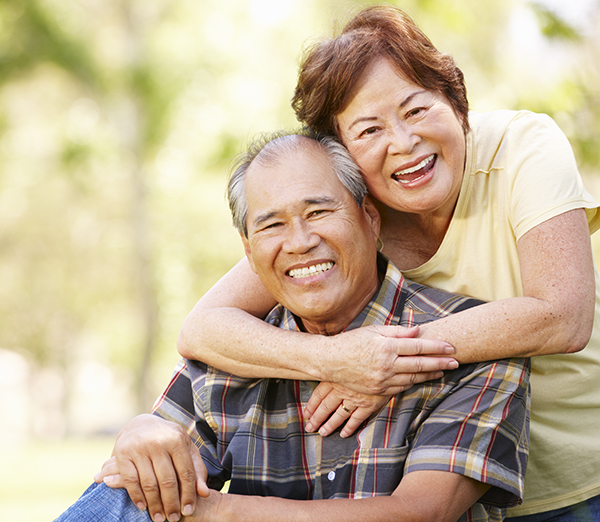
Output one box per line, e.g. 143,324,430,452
387,121,420,155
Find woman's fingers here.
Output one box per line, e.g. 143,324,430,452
328,326,456,394
304,384,391,436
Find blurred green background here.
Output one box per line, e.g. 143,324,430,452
0,0,599,519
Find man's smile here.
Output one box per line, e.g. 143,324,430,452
287,261,334,279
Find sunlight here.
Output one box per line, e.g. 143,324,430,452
249,0,297,27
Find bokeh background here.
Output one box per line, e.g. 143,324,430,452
0,0,599,519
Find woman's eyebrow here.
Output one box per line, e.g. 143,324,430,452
346,90,428,132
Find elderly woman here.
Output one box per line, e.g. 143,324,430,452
177,6,600,521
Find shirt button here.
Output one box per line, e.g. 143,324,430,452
327,470,336,481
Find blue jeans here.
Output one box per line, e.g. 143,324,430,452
505,495,600,522
54,482,152,522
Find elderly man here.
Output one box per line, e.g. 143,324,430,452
55,132,529,522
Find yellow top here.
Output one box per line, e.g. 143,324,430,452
404,110,600,516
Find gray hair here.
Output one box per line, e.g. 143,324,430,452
227,130,368,237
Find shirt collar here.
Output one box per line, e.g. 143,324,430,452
265,253,407,332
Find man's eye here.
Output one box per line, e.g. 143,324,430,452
262,222,282,230
308,209,330,218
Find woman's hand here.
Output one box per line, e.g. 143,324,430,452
324,325,457,395
304,382,392,437
94,414,209,522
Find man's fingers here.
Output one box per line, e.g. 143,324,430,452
169,443,202,517
102,473,125,489
191,447,210,499
117,459,148,512
138,451,183,522
94,456,119,483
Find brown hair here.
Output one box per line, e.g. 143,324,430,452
292,5,469,136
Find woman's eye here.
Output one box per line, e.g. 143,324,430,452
407,107,426,118
359,126,378,138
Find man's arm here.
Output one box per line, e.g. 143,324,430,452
96,359,223,522
186,470,489,522
95,414,210,522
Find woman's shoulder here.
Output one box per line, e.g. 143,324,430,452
468,109,559,142
467,109,569,175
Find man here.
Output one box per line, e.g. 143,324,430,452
56,132,529,522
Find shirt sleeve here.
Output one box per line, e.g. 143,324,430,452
152,358,229,490
403,358,530,508
500,112,600,239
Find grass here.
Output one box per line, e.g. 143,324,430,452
0,437,115,521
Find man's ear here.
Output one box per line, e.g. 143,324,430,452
241,233,258,274
363,196,381,241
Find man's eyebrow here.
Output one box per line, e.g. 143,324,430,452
305,196,336,206
252,210,278,229
251,196,336,229
346,90,428,132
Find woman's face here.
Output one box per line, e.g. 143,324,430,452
336,57,466,219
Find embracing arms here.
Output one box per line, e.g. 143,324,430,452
417,209,595,362
179,209,595,382
175,209,594,435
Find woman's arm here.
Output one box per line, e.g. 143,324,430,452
299,209,596,436
177,259,458,394
419,208,596,362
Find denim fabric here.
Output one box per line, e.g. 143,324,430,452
54,482,152,522
505,494,600,522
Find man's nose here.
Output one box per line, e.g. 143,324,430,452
282,221,320,254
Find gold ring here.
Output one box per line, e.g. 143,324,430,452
340,404,353,414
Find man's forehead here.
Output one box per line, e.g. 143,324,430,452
246,141,340,190
244,146,351,227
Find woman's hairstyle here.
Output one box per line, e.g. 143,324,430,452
227,131,368,237
292,5,469,136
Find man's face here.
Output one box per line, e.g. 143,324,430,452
242,139,381,335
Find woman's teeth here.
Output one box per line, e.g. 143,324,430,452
288,262,334,279
392,154,435,183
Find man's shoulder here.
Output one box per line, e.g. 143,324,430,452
401,278,485,321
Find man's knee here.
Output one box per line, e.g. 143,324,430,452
54,482,152,522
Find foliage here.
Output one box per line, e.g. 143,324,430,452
0,0,598,437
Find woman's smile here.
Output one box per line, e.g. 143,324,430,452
336,57,466,221
392,154,437,185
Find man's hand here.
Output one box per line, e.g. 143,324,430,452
94,414,209,522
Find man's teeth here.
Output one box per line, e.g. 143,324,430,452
395,154,435,176
288,262,334,279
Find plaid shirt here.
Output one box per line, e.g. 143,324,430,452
154,255,530,522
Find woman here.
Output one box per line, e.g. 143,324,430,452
178,6,600,520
